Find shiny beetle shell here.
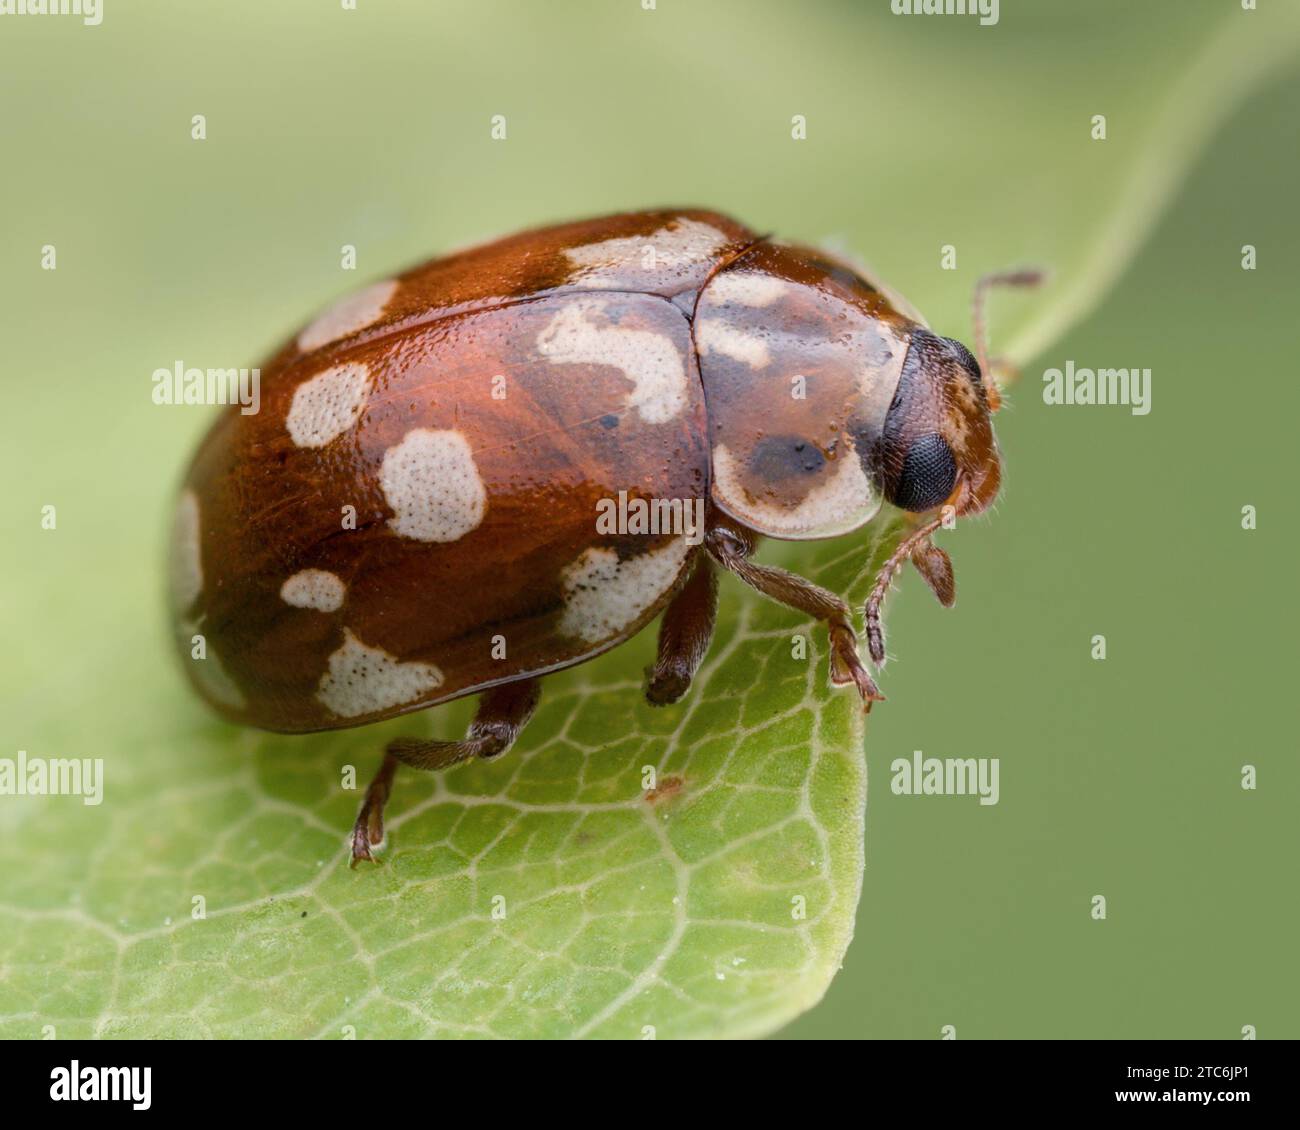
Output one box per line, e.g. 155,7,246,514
169,209,999,734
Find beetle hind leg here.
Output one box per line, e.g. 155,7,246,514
387,677,542,771
349,678,542,867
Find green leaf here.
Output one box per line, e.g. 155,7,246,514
3,0,1296,1040
1,535,889,1040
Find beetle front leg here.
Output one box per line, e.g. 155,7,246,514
646,553,718,706
705,523,884,709
350,678,542,867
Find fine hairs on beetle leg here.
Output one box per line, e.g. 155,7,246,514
864,514,947,666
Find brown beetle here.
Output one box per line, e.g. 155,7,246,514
168,209,1035,864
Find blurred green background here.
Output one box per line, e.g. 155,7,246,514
2,0,1296,1038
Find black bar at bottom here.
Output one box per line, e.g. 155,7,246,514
0,1038,1289,1115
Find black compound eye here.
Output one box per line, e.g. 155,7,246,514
893,433,957,511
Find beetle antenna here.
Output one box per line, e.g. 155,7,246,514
864,514,946,665
972,268,1045,412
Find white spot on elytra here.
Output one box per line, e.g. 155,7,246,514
713,443,880,540
169,489,203,609
380,428,487,542
286,362,371,448
565,219,729,286
559,537,691,644
536,297,687,424
703,271,789,307
695,317,770,369
296,279,398,353
317,629,444,718
280,569,346,612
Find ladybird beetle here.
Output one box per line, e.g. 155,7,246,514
168,209,1037,865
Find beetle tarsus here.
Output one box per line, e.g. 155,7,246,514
349,753,397,868
646,668,691,707
349,680,542,867
829,623,885,710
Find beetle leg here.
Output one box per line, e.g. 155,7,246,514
864,516,946,664
909,536,955,608
349,678,541,867
387,677,542,771
350,754,398,868
705,524,883,710
646,554,718,706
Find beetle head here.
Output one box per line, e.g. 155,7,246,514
871,329,1001,519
